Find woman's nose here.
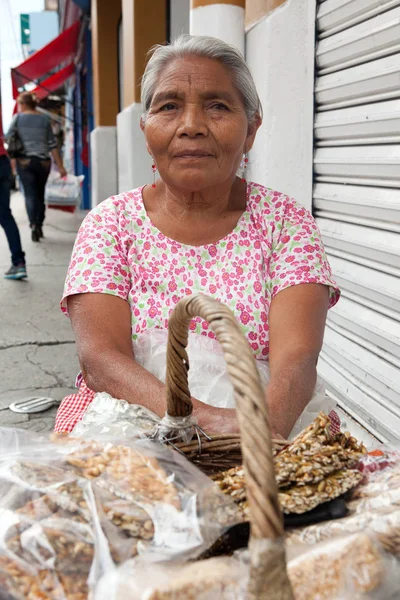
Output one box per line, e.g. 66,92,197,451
177,107,207,138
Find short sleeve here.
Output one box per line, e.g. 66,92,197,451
6,116,17,139
61,203,132,316
46,120,57,150
268,197,340,307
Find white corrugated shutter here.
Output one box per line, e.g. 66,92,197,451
314,0,400,442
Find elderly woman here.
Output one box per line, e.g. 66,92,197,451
55,35,339,439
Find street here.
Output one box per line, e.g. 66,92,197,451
0,191,85,432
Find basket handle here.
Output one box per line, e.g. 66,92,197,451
166,294,293,599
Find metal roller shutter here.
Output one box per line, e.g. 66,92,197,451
314,0,400,442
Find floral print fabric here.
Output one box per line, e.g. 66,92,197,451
61,182,340,359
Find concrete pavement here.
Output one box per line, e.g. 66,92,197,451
0,191,86,432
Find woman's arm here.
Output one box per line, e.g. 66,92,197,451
266,283,329,438
47,119,66,177
68,293,239,433
50,148,67,178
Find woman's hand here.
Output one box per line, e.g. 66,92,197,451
195,404,239,435
51,148,67,178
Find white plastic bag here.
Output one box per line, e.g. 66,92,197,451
133,329,334,438
72,392,160,440
45,172,84,206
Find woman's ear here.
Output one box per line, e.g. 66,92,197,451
245,113,262,153
141,115,154,159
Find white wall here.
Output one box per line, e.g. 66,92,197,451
170,0,190,40
246,0,316,209
117,103,151,194
191,4,245,55
90,127,118,207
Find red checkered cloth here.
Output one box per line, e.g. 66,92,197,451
55,380,96,433
54,380,341,436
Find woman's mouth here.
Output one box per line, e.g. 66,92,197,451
174,151,213,159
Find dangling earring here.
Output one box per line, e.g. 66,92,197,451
151,162,157,188
241,153,248,182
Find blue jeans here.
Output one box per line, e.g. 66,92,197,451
0,155,25,266
17,156,51,227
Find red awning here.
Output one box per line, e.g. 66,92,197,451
11,21,80,98
30,63,76,100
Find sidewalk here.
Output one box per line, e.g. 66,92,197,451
0,191,86,433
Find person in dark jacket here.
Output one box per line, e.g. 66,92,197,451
7,92,67,242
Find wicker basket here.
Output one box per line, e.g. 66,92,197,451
162,293,294,598
157,294,289,475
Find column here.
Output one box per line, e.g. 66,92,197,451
190,0,245,55
117,0,167,193
246,0,315,208
90,0,121,206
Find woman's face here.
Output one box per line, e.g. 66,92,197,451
142,56,261,192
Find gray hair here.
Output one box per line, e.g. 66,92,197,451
141,35,262,123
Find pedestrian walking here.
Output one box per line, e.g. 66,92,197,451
7,92,67,242
0,137,27,280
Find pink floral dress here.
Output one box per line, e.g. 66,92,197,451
55,182,340,432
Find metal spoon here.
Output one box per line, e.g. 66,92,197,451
9,396,61,414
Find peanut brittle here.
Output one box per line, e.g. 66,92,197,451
214,458,363,517
213,413,367,518
11,462,70,490
6,517,94,576
65,441,180,509
279,469,363,514
0,554,88,600
102,498,154,540
275,413,366,488
288,533,387,599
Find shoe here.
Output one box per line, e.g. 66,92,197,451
4,263,27,280
37,225,44,239
31,225,40,242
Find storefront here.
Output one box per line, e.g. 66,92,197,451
11,14,94,210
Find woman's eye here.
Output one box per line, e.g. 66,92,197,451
211,103,228,110
159,103,176,111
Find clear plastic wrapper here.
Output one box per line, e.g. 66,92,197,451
347,488,400,515
286,507,400,547
287,531,400,599
0,427,241,598
95,555,248,600
354,452,400,496
356,447,400,478
286,453,400,547
96,529,400,599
